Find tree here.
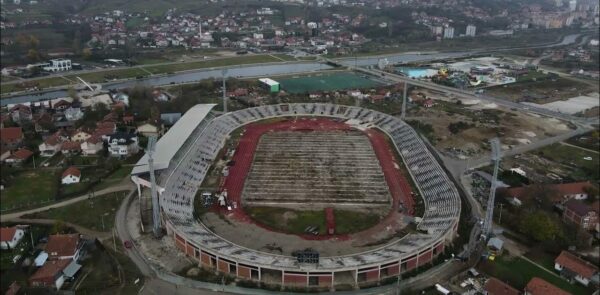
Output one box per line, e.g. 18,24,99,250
518,211,561,242
26,49,40,62
82,48,93,60
52,220,68,234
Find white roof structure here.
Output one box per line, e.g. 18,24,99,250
131,104,216,175
258,78,279,86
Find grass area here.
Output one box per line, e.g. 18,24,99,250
534,143,599,180
279,72,382,93
565,131,600,152
486,77,592,103
244,206,381,235
1,54,281,94
22,191,129,232
478,254,591,295
516,70,553,83
144,54,279,74
271,54,297,61
1,169,60,211
92,166,131,191
334,210,382,235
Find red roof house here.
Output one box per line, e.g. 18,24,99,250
499,182,595,204
524,277,571,295
0,127,24,149
61,167,81,185
562,199,599,231
29,259,70,289
554,251,598,286
483,277,520,295
45,234,82,261
5,148,33,165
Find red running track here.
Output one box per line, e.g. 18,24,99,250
217,117,414,240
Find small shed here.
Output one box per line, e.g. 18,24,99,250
259,78,280,93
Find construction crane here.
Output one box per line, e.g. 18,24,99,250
482,138,501,239
147,135,162,238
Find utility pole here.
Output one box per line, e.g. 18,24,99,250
32,154,36,169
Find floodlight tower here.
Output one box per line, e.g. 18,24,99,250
401,81,408,120
483,138,502,238
147,135,162,238
222,69,228,113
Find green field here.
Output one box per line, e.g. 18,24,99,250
23,191,128,232
244,206,381,235
1,169,60,211
479,255,591,295
279,72,382,93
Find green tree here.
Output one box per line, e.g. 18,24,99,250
52,220,68,234
518,211,561,242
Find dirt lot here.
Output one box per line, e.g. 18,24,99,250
485,77,599,104
407,89,573,159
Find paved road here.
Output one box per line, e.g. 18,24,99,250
0,183,133,222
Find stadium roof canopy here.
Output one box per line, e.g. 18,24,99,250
131,104,216,175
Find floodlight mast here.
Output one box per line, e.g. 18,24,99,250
147,135,162,238
483,138,502,239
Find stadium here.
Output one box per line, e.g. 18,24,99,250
131,103,461,290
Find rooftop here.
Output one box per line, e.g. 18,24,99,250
484,277,519,295
0,227,18,242
259,78,280,86
62,166,81,179
29,260,70,281
45,234,80,257
555,251,598,279
0,127,23,142
525,277,571,295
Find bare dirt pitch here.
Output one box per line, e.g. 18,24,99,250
243,130,391,209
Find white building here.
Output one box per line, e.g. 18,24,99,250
61,166,81,185
0,227,25,250
43,59,72,72
107,133,139,157
465,25,476,37
443,27,455,39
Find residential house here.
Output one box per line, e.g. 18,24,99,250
81,136,103,156
28,260,71,290
64,107,84,121
483,277,519,295
71,130,91,142
554,251,598,286
0,227,25,250
61,166,81,185
137,123,159,137
4,148,33,166
524,277,571,295
38,134,62,157
45,233,82,261
34,112,54,133
0,127,24,150
107,132,139,157
0,148,10,161
563,199,598,231
60,141,81,156
9,104,33,123
499,182,595,205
